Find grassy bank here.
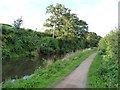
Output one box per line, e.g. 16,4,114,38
87,52,106,88
3,48,96,88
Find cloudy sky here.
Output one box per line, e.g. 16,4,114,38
0,0,119,37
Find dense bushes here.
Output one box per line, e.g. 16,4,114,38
58,39,76,55
2,24,50,61
92,29,119,88
39,37,59,56
88,29,119,88
2,24,101,62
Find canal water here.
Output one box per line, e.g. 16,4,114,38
2,57,44,82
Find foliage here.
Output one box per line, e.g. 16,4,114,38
98,29,118,88
39,37,59,56
44,3,88,39
86,32,102,47
2,49,96,88
88,29,119,88
44,3,101,50
2,23,100,62
2,24,50,61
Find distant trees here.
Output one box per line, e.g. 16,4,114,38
13,17,23,29
86,32,102,47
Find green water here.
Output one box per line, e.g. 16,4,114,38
2,58,44,81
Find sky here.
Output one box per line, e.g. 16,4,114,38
0,0,119,37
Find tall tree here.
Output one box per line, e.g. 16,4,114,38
44,3,88,40
44,3,77,39
44,3,69,38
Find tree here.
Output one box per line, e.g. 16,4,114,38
75,20,88,38
13,16,23,29
44,3,88,40
44,3,71,38
86,32,101,47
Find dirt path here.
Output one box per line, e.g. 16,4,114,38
54,53,97,88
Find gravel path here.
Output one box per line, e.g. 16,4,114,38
54,53,97,88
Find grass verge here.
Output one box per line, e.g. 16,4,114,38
87,52,106,88
2,48,96,88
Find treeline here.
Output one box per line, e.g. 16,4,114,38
2,24,100,62
98,29,119,87
2,3,101,62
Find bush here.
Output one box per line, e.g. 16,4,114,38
98,29,119,88
2,24,50,61
39,37,59,56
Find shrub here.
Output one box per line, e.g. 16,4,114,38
98,29,119,88
39,37,59,56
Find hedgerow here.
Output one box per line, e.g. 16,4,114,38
98,29,118,88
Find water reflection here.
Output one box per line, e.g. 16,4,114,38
2,58,44,82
